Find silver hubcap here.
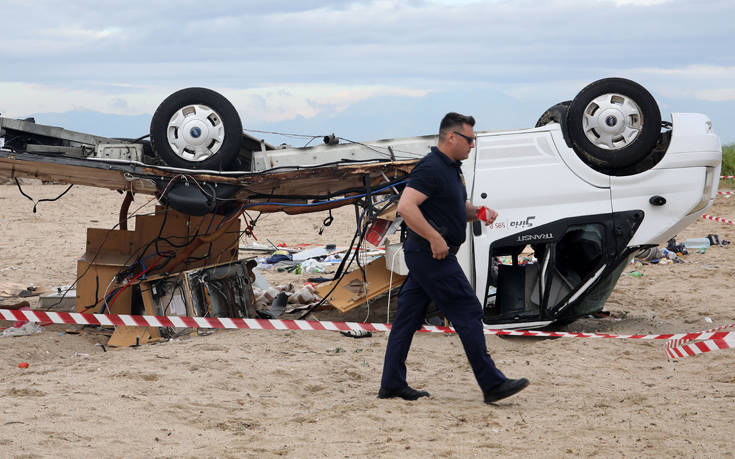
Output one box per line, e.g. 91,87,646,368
582,93,643,150
166,104,225,161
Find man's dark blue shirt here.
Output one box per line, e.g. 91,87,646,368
406,146,468,246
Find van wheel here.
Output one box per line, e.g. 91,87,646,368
566,78,660,173
150,87,242,170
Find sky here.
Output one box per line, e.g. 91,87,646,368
0,0,733,145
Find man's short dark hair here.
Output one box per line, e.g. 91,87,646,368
439,112,476,140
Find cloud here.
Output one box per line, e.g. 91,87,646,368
0,0,733,141
44,25,123,40
692,89,735,102
634,65,735,78
621,65,735,102
608,0,672,5
0,81,429,123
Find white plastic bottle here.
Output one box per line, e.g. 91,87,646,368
684,238,711,249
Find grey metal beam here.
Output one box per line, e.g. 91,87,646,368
0,117,123,146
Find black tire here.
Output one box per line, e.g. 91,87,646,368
150,88,242,170
535,100,571,127
566,78,660,172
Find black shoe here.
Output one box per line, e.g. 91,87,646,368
378,386,430,400
483,378,529,403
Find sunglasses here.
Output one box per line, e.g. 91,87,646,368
453,130,476,145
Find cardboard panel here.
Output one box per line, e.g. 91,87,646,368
84,228,137,258
107,275,161,347
76,259,133,315
316,257,406,313
107,326,159,347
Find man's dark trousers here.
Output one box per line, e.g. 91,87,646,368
381,238,507,392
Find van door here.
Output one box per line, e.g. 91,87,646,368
469,130,615,324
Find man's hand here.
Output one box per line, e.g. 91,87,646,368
469,203,498,226
429,235,449,260
480,207,498,226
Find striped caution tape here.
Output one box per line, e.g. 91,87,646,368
665,338,735,359
664,322,735,359
721,176,735,180
702,214,735,225
717,191,735,195
2,309,735,359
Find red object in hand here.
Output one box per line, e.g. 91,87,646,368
18,362,29,369
476,206,490,223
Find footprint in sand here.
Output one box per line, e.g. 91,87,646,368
7,387,46,397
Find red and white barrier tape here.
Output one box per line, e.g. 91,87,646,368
664,322,735,359
2,309,735,359
717,191,735,195
665,338,735,359
702,214,735,225
721,176,735,180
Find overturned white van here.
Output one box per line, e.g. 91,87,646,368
0,78,722,328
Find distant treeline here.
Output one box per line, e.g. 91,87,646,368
722,143,735,176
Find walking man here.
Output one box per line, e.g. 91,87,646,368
379,112,529,403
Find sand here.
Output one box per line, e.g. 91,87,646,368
1,182,735,458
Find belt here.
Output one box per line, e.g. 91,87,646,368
406,229,460,256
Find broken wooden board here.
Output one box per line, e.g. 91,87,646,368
316,256,406,313
107,325,160,347
377,202,398,221
106,278,161,347
0,150,415,214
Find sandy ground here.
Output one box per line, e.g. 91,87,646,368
2,182,735,458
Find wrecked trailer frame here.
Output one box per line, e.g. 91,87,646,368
0,147,416,215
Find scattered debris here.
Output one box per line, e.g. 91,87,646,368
252,284,320,318
685,237,711,250
296,259,328,275
0,300,30,311
635,247,679,264
340,329,372,339
259,292,288,319
264,250,293,264
38,286,76,311
250,268,271,291
707,234,731,246
307,276,332,284
316,256,406,313
0,283,49,298
666,238,688,255
18,285,39,298
292,246,329,262
365,217,403,247
2,322,43,337
289,284,317,303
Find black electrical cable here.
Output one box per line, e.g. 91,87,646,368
40,195,162,310
297,202,373,320
14,178,74,213
352,179,374,304
243,178,406,202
